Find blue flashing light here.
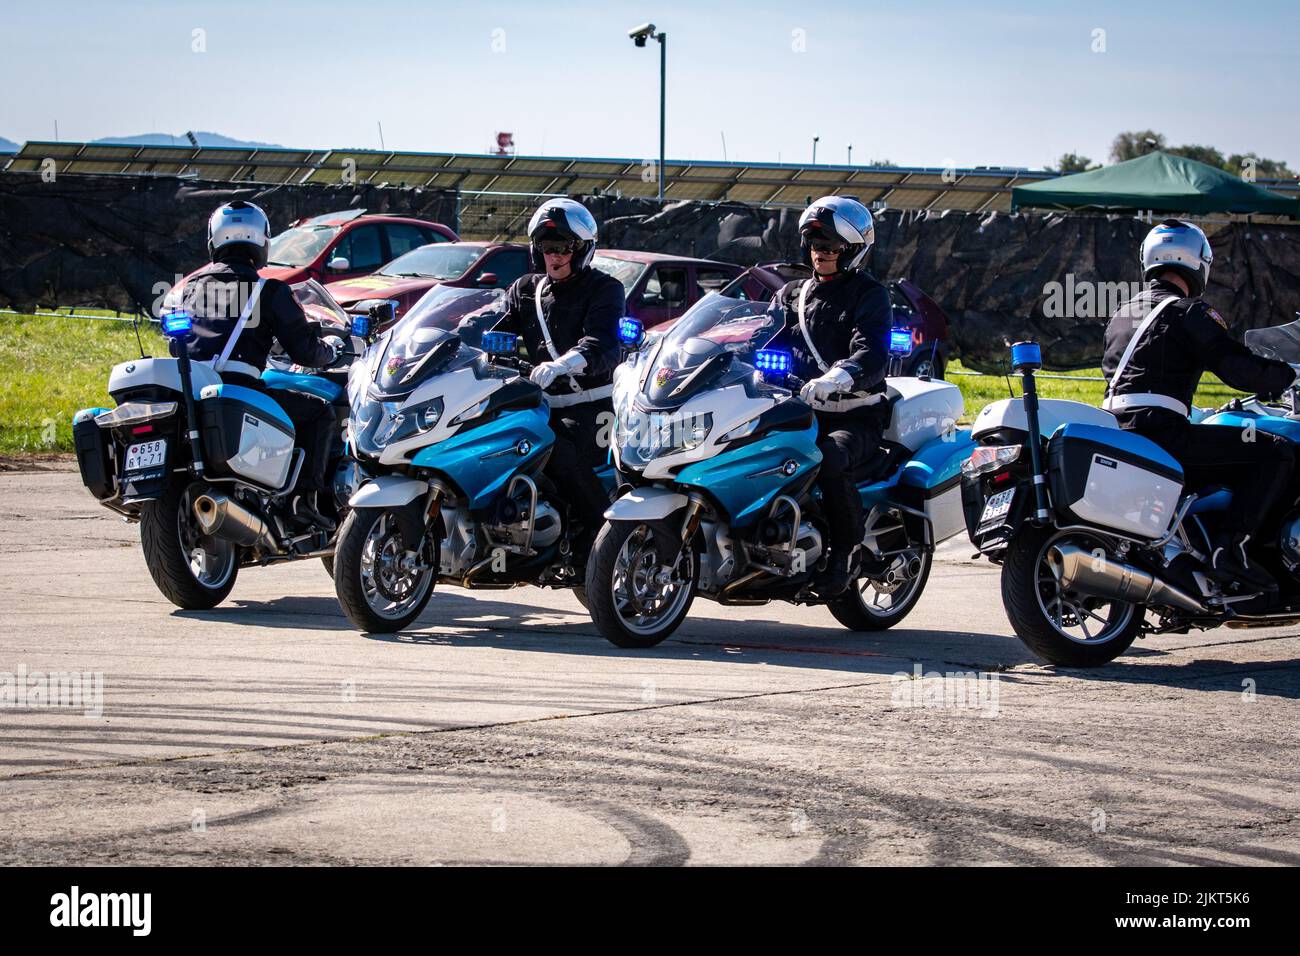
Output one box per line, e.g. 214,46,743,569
481,331,519,355
618,317,645,345
1010,341,1042,371
754,349,793,374
161,310,193,336
350,314,370,338
889,328,913,355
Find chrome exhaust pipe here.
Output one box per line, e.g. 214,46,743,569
1049,543,1207,614
193,492,277,552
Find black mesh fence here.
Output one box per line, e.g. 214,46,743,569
3,172,1298,370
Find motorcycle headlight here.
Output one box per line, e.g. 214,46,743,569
651,412,712,459
373,397,444,449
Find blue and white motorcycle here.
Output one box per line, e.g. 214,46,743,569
331,287,617,633
963,325,1300,667
583,295,976,648
72,280,372,609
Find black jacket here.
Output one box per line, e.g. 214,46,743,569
170,258,334,376
1103,278,1294,427
767,270,894,390
497,268,624,393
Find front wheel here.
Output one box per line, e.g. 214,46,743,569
333,507,438,633
585,520,699,648
139,479,239,610
1001,525,1141,666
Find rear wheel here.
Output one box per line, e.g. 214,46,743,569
585,520,698,648
829,551,932,630
333,507,438,633
139,479,238,610
1001,525,1141,666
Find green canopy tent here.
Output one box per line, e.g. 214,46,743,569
1012,151,1299,218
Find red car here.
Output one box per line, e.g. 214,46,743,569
325,240,531,322
591,250,744,328
719,262,951,379
262,210,458,285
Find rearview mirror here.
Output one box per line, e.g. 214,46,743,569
327,256,350,272
475,272,498,287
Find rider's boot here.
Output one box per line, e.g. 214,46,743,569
291,492,336,533
815,547,862,598
1209,532,1277,593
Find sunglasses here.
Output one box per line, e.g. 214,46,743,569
810,241,847,255
538,241,577,255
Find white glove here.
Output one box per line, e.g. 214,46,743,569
799,366,855,404
530,349,587,389
320,335,346,364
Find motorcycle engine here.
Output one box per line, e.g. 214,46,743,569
1279,510,1300,573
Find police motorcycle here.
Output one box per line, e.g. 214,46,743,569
331,286,620,633
583,294,976,648
71,279,374,609
963,325,1300,667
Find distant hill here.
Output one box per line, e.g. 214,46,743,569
90,131,283,149
0,136,18,154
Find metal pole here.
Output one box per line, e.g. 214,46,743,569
658,32,666,204
812,136,819,165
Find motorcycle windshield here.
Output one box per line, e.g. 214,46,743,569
290,278,350,329
372,287,506,398
1245,317,1300,363
642,293,779,406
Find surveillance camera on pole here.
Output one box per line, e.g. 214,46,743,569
628,22,655,47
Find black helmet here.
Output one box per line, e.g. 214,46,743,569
527,198,598,273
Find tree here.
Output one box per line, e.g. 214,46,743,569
1228,152,1297,181
1110,130,1166,163
1057,152,1094,173
1167,143,1226,168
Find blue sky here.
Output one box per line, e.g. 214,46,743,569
2,0,1296,169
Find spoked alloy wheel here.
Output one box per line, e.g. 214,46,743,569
334,507,438,633
585,520,698,648
139,479,238,609
829,508,930,631
1001,525,1141,666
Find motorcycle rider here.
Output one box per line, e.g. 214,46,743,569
766,196,895,597
1103,218,1297,591
495,198,624,561
169,200,343,529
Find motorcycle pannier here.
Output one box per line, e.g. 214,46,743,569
197,384,296,490
73,408,113,500
1047,423,1183,539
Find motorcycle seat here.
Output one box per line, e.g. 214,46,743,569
1186,486,1233,516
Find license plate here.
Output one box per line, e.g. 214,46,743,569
124,439,167,473
979,488,1016,525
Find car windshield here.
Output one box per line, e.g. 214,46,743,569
267,225,340,267
377,244,484,279
372,287,507,396
1246,317,1300,364
591,255,648,293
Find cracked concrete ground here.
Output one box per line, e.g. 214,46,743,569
1,465,1297,865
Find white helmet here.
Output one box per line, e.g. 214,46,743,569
1141,219,1212,296
208,200,271,267
527,198,598,272
798,195,875,272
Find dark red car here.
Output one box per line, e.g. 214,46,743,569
719,262,951,379
261,210,458,285
325,241,531,323
591,250,744,328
